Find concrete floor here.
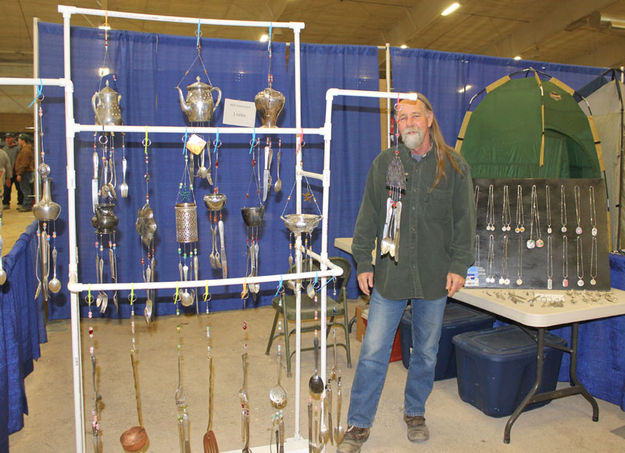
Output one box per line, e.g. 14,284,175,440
4,186,625,452
1,185,36,255
7,298,625,453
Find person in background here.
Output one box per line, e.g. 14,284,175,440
337,94,476,452
15,133,35,212
0,145,12,209
3,133,23,209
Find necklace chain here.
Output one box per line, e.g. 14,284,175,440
590,236,598,285
545,185,552,234
515,184,525,233
576,235,584,286
501,185,511,231
486,184,495,231
562,235,569,287
589,186,597,237
560,185,568,233
574,185,583,235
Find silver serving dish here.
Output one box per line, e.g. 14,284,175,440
281,214,322,234
241,205,265,227
203,192,227,211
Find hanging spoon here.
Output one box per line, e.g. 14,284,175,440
144,265,153,324
269,346,287,409
181,265,194,307
120,156,129,198
48,247,61,293
273,148,282,192
309,334,324,398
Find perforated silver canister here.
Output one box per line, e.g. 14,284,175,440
175,202,198,243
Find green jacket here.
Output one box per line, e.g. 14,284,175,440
352,143,476,300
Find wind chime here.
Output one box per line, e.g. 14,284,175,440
174,134,199,311
280,136,323,269
381,101,406,262
176,21,221,190
91,22,123,313
135,131,157,324
241,137,265,299
32,98,62,299
203,135,228,278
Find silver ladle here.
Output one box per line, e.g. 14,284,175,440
48,247,61,293
269,346,287,409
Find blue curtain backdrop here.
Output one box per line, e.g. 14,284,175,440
390,48,606,146
37,23,381,319
0,221,44,449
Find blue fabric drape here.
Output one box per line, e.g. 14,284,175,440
0,220,45,449
390,48,606,146
297,43,381,298
552,254,625,411
37,23,380,318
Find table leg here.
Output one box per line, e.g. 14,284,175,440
503,323,599,443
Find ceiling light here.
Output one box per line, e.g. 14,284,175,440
260,34,269,43
400,44,408,49
441,2,461,16
514,55,522,60
458,84,472,93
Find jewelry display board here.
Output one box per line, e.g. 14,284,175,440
466,178,610,290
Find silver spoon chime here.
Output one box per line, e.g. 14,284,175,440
175,137,199,312
32,103,62,298
136,134,157,324
381,115,405,262
203,137,228,278
241,138,265,298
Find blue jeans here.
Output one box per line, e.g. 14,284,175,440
347,288,447,428
19,171,34,207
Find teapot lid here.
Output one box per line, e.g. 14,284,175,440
98,80,119,95
187,76,211,90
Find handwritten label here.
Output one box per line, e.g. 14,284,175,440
223,98,256,127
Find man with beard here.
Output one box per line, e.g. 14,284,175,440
337,94,475,452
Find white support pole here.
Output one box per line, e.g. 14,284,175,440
386,43,392,149
60,7,85,452
72,124,323,135
33,18,40,202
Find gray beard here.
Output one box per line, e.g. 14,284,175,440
401,129,425,150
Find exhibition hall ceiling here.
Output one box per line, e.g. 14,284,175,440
2,0,625,114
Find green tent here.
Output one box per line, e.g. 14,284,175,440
456,69,605,179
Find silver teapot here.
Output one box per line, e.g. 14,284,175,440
177,76,222,123
91,80,122,125
255,86,285,127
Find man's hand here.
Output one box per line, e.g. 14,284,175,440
446,272,465,297
357,272,374,296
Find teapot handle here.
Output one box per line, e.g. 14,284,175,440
91,92,99,115
211,87,222,113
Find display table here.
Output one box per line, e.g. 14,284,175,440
334,237,625,443
451,288,625,443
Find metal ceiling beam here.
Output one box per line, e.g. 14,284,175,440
379,0,453,46
481,0,619,59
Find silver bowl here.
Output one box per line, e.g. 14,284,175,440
203,192,227,211
281,214,322,234
241,205,265,227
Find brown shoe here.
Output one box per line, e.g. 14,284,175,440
337,425,370,453
404,415,429,442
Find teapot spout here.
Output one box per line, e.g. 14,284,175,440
176,86,191,115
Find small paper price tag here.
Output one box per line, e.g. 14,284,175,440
223,98,256,127
186,134,207,155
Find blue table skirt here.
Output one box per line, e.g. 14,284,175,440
551,253,625,410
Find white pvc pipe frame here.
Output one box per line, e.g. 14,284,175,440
0,6,417,451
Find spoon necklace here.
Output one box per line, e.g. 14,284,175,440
516,236,523,285
576,235,584,286
501,185,511,232
486,234,495,284
515,184,525,233
574,185,583,235
590,236,598,286
486,184,495,231
547,235,553,289
499,235,510,285
560,184,568,233
545,184,552,234
562,235,569,287
589,186,597,237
